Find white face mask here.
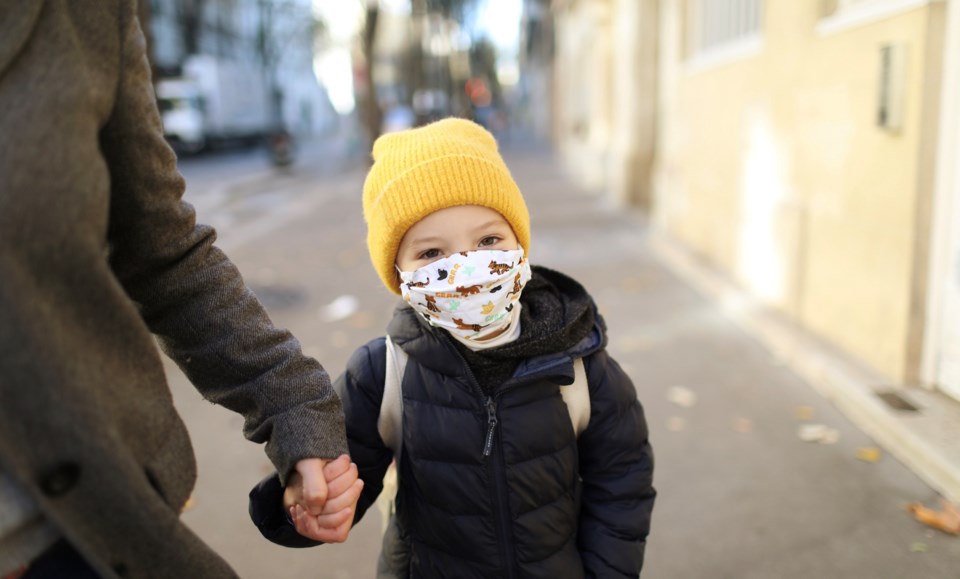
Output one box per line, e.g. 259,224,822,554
398,248,532,342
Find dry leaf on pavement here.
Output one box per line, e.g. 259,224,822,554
855,447,882,463
181,496,196,514
907,500,960,536
795,406,816,420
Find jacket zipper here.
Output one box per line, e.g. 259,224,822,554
439,335,518,578
483,396,498,458
484,394,518,579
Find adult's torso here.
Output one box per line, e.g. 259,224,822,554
0,3,231,577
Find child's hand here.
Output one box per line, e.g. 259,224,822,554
283,454,364,543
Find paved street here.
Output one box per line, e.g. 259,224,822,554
164,132,960,578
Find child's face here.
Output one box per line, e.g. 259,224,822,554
396,205,519,272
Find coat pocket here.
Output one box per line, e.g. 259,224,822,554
143,416,197,512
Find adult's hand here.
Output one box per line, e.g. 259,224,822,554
283,455,363,543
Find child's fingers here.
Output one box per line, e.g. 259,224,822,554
295,458,330,515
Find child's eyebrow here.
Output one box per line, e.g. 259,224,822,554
407,235,445,247
471,219,510,232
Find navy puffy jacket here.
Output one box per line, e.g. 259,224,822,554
251,304,655,578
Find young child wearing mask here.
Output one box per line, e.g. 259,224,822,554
249,118,655,578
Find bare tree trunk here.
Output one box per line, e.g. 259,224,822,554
179,0,206,55
358,5,382,145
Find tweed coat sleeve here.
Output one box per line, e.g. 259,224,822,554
576,350,656,577
98,1,346,483
249,338,394,546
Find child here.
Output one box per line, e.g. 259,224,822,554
249,118,655,578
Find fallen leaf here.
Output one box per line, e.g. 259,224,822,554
795,406,816,420
181,496,196,514
855,447,882,463
667,386,697,408
798,423,840,444
733,418,753,433
907,500,960,535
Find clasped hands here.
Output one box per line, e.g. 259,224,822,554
283,454,364,543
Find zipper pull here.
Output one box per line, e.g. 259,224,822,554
483,396,498,458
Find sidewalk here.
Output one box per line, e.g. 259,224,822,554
501,142,960,578
169,135,960,578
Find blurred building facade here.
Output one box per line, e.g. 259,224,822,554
551,0,960,413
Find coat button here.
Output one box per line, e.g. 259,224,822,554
39,462,81,497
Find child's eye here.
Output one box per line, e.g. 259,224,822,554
419,248,442,260
479,236,501,247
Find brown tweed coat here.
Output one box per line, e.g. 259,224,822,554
0,1,348,577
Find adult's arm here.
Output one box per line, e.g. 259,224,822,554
98,0,346,483
249,339,394,546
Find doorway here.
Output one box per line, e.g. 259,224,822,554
926,0,960,402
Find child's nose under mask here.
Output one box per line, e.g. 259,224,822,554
398,248,531,342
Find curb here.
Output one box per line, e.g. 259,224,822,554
649,232,960,503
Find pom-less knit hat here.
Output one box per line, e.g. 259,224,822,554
362,117,531,294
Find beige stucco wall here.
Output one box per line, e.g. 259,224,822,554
553,0,613,193
653,2,944,382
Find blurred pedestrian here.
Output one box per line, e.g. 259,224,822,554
0,2,358,577
249,118,656,577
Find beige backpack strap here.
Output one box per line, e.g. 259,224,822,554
561,358,591,435
378,336,407,460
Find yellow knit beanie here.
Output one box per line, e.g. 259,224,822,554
362,117,531,294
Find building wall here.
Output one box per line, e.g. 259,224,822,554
553,0,613,192
653,0,946,382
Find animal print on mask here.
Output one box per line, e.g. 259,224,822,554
457,284,482,296
488,260,511,275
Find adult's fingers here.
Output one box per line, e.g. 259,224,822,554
292,504,355,543
321,479,364,515
322,454,352,481
324,461,360,502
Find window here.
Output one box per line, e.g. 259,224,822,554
687,0,762,59
817,0,942,35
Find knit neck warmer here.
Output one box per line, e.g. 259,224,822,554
436,266,596,393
